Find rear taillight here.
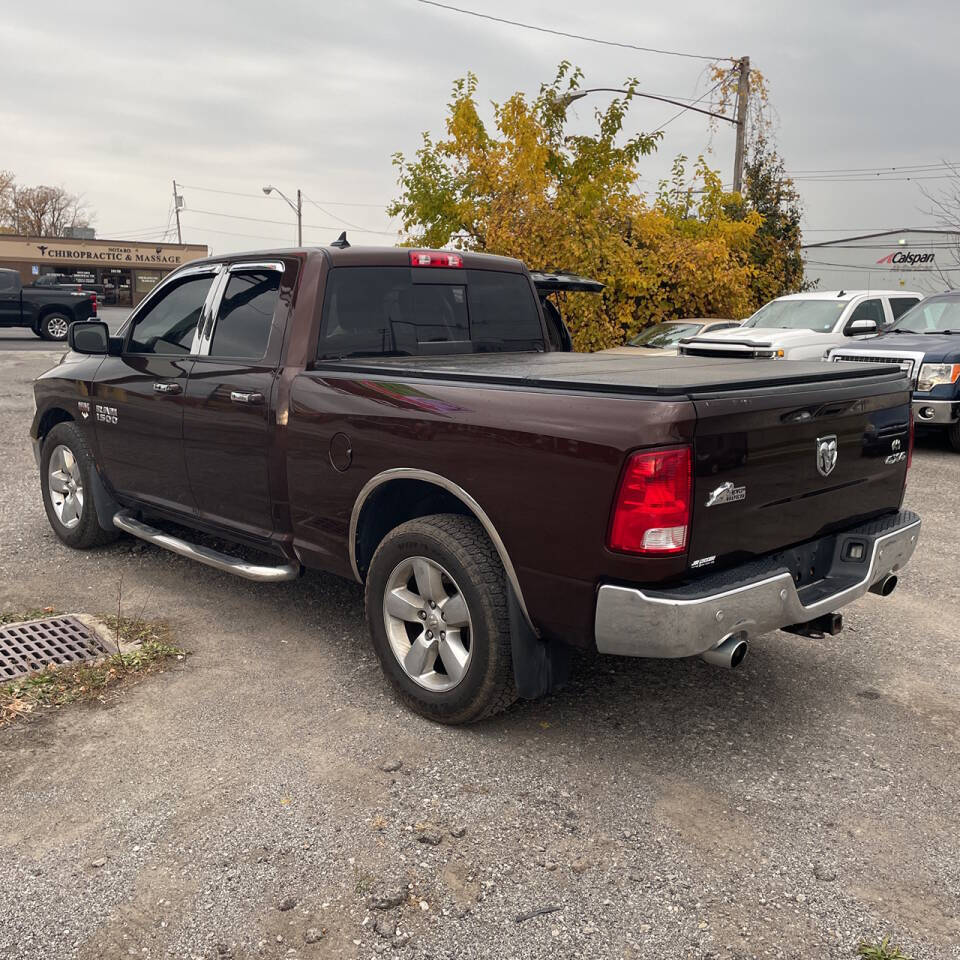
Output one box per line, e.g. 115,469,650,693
409,250,463,268
607,446,692,555
90,293,98,313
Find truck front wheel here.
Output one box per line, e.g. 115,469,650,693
39,312,71,342
40,422,119,549
364,514,517,724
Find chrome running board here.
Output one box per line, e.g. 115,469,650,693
113,510,300,583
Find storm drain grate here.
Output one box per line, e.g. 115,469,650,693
0,617,110,681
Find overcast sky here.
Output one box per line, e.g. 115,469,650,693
3,0,957,255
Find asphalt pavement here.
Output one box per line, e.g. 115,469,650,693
1,349,959,960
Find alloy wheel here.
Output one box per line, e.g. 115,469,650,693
46,317,69,340
48,444,84,529
382,556,473,692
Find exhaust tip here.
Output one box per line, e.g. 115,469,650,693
870,574,898,597
701,632,749,669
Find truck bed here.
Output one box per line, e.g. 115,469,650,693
313,351,906,397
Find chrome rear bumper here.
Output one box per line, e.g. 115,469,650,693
594,511,920,659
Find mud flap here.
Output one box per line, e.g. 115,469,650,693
508,584,571,699
90,465,122,533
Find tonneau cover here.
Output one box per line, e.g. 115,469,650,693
313,352,908,397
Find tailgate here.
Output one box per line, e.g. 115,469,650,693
687,374,910,566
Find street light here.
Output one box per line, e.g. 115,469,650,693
560,82,748,192
262,184,302,246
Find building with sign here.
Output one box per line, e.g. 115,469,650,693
0,235,209,307
803,228,960,295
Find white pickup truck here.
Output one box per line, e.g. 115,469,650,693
678,290,922,362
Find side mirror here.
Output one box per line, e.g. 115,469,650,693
68,320,111,354
848,318,878,335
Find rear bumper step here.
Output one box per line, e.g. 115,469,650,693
594,510,920,659
113,510,300,583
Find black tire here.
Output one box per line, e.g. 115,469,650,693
40,422,119,549
948,422,960,452
365,514,517,724
39,312,72,342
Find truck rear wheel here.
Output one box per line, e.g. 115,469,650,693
39,312,71,342
40,422,119,549
364,514,517,724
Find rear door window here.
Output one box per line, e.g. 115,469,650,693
889,296,921,321
209,269,281,359
318,266,543,359
127,274,215,355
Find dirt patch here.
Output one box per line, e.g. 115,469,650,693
0,611,186,726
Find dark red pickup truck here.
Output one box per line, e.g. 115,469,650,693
31,245,921,722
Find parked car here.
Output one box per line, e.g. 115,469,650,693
33,272,107,298
0,267,98,341
32,245,920,723
602,319,741,356
828,291,960,450
678,290,923,361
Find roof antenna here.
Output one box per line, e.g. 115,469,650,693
331,231,350,249
837,289,845,297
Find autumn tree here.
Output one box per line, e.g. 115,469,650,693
390,65,764,350
723,137,809,304
0,173,94,237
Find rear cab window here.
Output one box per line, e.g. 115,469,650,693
316,266,545,360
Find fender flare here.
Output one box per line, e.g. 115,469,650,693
349,467,537,635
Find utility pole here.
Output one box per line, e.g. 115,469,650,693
296,188,302,246
172,179,183,244
732,56,750,195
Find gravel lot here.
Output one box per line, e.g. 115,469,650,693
1,351,958,960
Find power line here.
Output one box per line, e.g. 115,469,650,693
790,173,957,183
417,0,729,62
787,161,957,175
184,225,322,244
301,194,383,232
652,79,724,132
803,258,960,272
184,207,397,236
178,182,390,208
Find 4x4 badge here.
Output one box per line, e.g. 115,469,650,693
816,435,838,477
705,480,746,507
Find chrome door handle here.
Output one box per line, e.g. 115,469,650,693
153,382,182,395
230,391,264,404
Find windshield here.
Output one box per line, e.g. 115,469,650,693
628,322,702,348
742,299,848,332
892,297,960,333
